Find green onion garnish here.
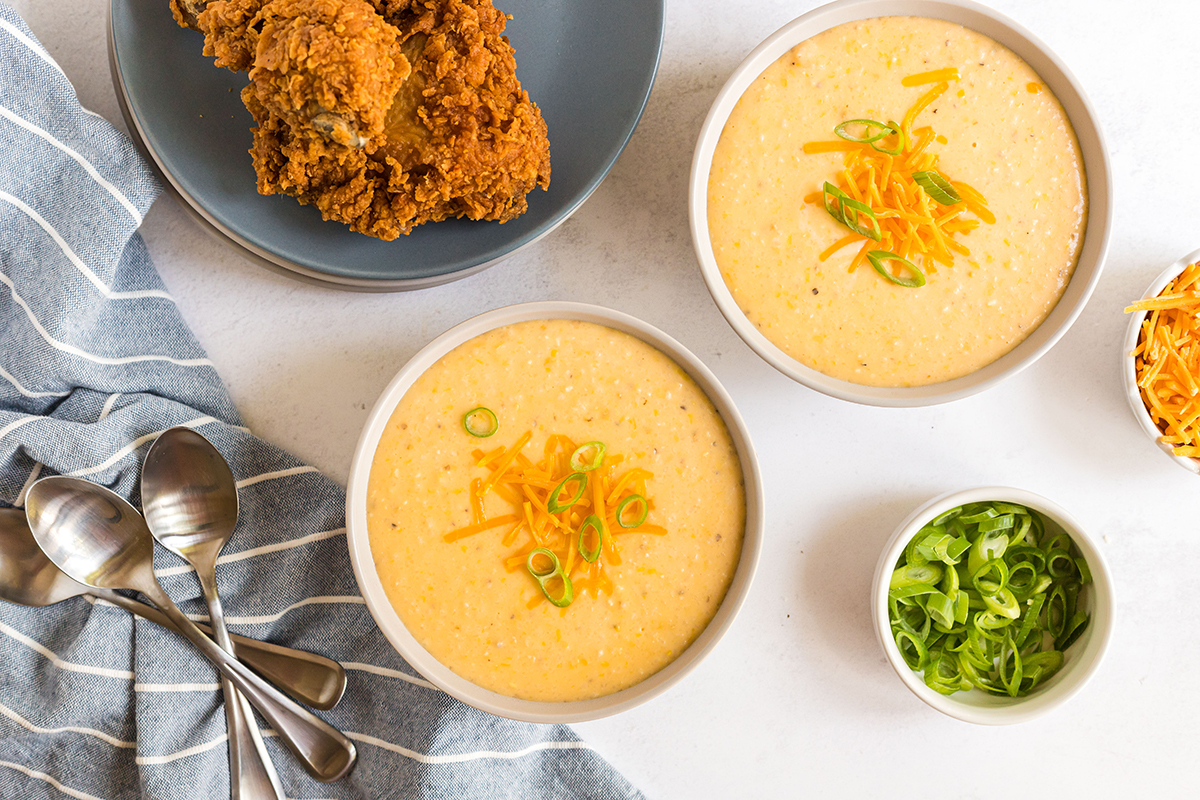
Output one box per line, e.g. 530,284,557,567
870,119,906,156
867,250,926,288
526,548,574,607
887,500,1092,697
577,514,605,563
616,494,648,528
822,182,882,241
912,170,962,205
834,118,895,144
462,407,499,438
547,472,587,514
569,441,607,472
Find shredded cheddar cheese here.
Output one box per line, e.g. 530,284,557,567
802,69,994,278
1126,261,1200,457
444,430,666,610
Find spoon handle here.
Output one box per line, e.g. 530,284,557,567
197,571,286,800
138,581,357,783
91,588,346,709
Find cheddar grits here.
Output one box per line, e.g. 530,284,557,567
707,16,1087,387
366,319,745,701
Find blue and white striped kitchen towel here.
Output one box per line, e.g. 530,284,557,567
0,6,643,799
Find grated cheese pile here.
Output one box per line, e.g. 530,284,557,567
802,68,995,277
444,431,665,609
1126,260,1200,457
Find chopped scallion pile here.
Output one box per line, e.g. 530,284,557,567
887,501,1091,697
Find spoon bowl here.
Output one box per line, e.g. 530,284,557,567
26,478,156,591
0,508,93,606
142,427,239,563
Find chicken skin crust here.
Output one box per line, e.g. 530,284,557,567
170,0,551,240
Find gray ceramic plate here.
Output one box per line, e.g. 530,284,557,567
109,0,664,290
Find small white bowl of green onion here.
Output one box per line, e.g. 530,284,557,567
872,487,1114,724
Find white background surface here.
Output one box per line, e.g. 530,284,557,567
10,0,1200,795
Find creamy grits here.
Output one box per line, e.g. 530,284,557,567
708,16,1087,387
366,319,745,701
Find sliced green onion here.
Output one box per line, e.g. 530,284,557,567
616,494,649,528
1059,613,1090,651
1046,550,1077,580
890,563,943,589
547,472,587,514
577,515,605,563
953,589,970,624
886,500,1092,697
968,530,1010,576
1014,592,1046,648
526,548,574,607
871,119,906,155
931,508,962,526
894,629,929,671
462,407,499,438
1006,545,1046,573
971,558,1010,595
1075,556,1093,585
946,536,971,561
834,118,894,144
983,587,1021,620
998,634,1024,697
959,506,999,524
1006,562,1039,599
569,441,607,472
926,590,956,629
978,514,1015,533
823,182,882,241
939,558,960,596
867,250,926,288
890,583,939,601
1042,533,1072,552
912,170,962,205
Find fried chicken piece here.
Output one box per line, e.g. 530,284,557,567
170,0,551,240
171,0,262,71
247,0,409,148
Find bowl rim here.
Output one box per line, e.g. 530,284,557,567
688,0,1113,407
344,301,764,722
1120,246,1200,475
870,486,1115,725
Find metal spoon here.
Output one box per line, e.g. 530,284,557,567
141,428,281,800
0,508,344,711
25,477,357,783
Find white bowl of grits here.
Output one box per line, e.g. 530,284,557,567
690,0,1112,405
346,302,763,722
872,487,1114,725
1122,247,1200,476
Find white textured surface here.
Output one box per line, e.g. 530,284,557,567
10,0,1200,795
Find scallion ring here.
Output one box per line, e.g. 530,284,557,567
577,514,605,563
870,119,906,155
569,441,607,472
822,182,882,241
462,407,499,438
867,250,926,288
547,472,587,514
526,548,574,608
616,494,649,528
912,170,963,205
834,118,895,144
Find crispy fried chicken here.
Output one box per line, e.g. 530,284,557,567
169,0,550,239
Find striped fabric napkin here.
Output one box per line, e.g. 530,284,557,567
0,6,643,799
